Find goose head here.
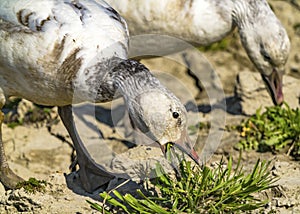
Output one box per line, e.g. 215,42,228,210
234,0,290,105
127,89,199,164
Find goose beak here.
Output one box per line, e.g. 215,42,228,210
161,130,200,165
262,69,284,105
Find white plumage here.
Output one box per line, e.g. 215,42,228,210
0,0,129,106
106,0,234,44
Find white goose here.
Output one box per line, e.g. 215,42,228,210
106,0,291,105
0,0,199,193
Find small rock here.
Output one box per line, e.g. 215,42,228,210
111,145,174,182
16,99,34,120
0,184,5,192
235,71,300,115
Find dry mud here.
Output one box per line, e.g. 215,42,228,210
0,1,299,213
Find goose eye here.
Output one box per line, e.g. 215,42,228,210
172,112,179,119
263,53,272,62
260,44,272,62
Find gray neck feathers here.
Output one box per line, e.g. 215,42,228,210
110,58,163,101
85,57,164,103
232,0,251,29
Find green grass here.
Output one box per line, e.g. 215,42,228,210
87,155,277,213
197,38,229,52
236,103,300,158
6,121,23,129
188,122,210,135
16,177,48,194
4,99,59,129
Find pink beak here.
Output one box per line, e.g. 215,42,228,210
262,69,284,105
160,130,200,165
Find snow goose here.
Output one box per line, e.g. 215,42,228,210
106,0,290,105
0,0,199,193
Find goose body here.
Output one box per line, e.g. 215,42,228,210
0,0,199,192
0,0,129,106
106,0,290,105
106,0,234,45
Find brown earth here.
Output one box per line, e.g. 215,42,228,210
0,1,299,213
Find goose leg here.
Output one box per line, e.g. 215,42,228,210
0,93,24,189
58,105,115,193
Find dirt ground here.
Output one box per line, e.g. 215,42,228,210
0,1,299,213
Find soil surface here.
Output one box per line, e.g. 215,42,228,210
0,1,299,213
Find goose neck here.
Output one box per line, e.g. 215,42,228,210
111,59,162,101
232,0,253,29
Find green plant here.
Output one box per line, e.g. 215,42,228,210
236,103,300,158
4,100,58,128
6,120,23,129
197,38,229,52
16,177,48,193
87,155,277,213
188,122,210,135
